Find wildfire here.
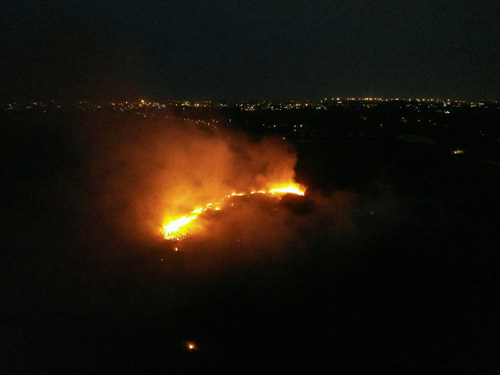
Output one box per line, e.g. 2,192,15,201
161,215,197,239
269,185,305,196
160,183,305,240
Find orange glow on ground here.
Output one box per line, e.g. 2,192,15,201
160,183,305,240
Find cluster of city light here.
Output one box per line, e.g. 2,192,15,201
160,184,305,240
4,98,497,113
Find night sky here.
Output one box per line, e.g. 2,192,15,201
2,0,499,101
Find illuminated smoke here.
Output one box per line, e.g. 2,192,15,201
83,117,306,243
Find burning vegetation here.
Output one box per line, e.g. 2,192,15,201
160,183,306,240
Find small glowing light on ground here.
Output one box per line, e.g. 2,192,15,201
174,247,179,251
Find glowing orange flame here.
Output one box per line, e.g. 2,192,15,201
269,186,305,196
161,215,197,240
160,183,305,240
250,190,266,194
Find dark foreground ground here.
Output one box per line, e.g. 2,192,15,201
2,113,500,374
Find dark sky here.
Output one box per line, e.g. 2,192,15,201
1,0,499,101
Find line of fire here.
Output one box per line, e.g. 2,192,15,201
160,184,305,241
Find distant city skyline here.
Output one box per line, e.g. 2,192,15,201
1,1,499,101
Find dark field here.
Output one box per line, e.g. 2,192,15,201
2,110,500,374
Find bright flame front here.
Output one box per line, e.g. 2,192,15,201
269,186,305,196
160,183,305,241
161,215,197,240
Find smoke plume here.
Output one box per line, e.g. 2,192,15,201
73,116,359,269
81,119,298,240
